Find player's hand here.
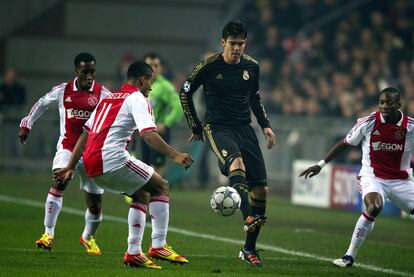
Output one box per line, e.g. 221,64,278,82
173,152,194,169
18,129,29,145
263,127,276,149
54,168,74,184
188,132,203,142
299,165,322,179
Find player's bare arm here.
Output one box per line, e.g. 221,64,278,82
299,140,349,179
142,131,193,169
55,130,89,183
263,127,276,149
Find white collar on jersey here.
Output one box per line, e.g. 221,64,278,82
379,110,403,126
73,77,95,92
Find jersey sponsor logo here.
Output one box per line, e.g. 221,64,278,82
107,92,130,99
183,81,191,92
65,96,72,102
372,130,380,136
88,96,99,106
372,141,403,151
66,108,91,119
215,73,223,80
242,70,249,80
395,129,405,140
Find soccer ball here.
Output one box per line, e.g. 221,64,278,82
210,186,241,216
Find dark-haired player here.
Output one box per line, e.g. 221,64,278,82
19,52,111,254
300,87,414,267
56,61,192,269
180,20,276,267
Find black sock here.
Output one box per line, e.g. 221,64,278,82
229,169,251,219
244,197,266,251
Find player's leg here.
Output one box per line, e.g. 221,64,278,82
92,156,160,268
124,189,161,269
333,177,385,267
80,192,102,255
36,149,72,250
238,125,268,267
228,156,252,219
143,173,188,264
387,178,414,215
204,125,252,218
78,161,104,254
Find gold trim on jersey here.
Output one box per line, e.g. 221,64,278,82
242,53,259,64
180,91,197,129
204,124,225,164
259,98,268,120
188,53,220,81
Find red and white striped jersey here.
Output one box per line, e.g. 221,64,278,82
82,84,157,178
19,79,111,151
344,111,414,179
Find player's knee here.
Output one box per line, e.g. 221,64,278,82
250,186,268,200
88,204,102,215
154,178,169,195
229,157,244,172
366,200,383,217
52,181,68,191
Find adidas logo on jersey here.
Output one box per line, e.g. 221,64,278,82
372,130,380,136
215,74,223,80
65,96,72,102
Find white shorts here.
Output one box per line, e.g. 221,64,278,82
359,176,414,213
52,148,104,195
93,156,154,196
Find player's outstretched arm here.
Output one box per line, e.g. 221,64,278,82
142,131,193,169
299,140,349,179
263,127,276,149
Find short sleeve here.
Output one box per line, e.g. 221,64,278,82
344,115,375,146
127,94,157,136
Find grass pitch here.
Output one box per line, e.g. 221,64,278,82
0,172,412,276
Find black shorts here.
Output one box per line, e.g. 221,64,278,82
141,128,171,166
203,124,267,188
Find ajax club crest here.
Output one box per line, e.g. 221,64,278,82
88,96,99,106
394,129,405,140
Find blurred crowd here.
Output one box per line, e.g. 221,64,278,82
236,0,414,119
2,0,414,122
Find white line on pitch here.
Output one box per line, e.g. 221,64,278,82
0,194,412,277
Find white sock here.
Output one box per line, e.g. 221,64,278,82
44,188,63,237
149,195,170,248
127,202,147,254
82,209,102,241
345,212,375,258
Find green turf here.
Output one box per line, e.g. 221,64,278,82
0,172,412,276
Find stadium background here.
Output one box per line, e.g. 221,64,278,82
2,0,414,192
0,1,413,276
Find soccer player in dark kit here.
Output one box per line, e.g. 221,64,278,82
180,20,276,267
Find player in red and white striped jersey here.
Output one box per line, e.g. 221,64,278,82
18,53,111,254
56,61,193,269
300,87,414,268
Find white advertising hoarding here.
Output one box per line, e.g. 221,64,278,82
291,160,331,208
